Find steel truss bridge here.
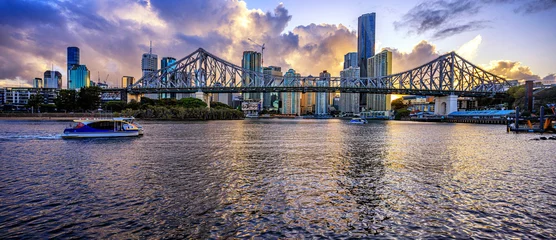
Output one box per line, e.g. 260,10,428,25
129,48,509,97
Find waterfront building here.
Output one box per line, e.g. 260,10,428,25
33,78,43,88
344,52,358,69
280,69,301,115
43,71,62,89
242,51,263,101
67,47,80,89
339,67,361,114
358,12,376,110
367,50,392,111
301,91,316,115
1,87,59,110
262,66,282,109
315,70,331,115
122,76,135,88
142,43,158,78
68,65,90,89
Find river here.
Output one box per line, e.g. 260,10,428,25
0,119,554,238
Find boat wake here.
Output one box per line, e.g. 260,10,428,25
0,134,62,141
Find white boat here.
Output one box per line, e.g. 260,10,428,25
349,118,368,124
119,117,143,135
62,118,142,139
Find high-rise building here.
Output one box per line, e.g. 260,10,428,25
242,51,263,101
33,78,43,88
122,76,135,88
68,65,90,89
142,42,158,78
367,50,392,111
358,13,376,77
67,47,80,89
344,52,358,69
262,66,282,109
340,67,361,114
315,70,331,115
280,69,301,115
43,71,62,88
160,57,177,99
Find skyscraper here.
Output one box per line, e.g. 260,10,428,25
315,70,331,115
122,76,135,88
367,50,392,111
344,52,358,69
43,71,62,88
280,69,301,115
67,47,80,89
142,42,158,78
160,57,177,98
358,13,376,77
242,51,262,101
68,65,90,89
33,78,43,88
263,66,282,109
340,67,361,114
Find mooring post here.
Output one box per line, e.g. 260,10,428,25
540,106,545,133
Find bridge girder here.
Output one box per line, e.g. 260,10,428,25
129,48,509,97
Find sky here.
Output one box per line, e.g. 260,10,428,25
0,0,555,88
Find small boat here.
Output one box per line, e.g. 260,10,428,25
349,118,368,124
120,117,143,135
62,118,142,139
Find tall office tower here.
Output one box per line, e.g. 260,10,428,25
242,51,263,101
280,69,301,115
68,65,90,89
43,71,62,88
67,47,80,89
315,70,331,115
358,13,376,110
160,57,177,99
367,50,392,111
33,78,43,88
263,66,282,109
122,76,135,88
344,52,358,69
340,67,361,114
142,42,158,78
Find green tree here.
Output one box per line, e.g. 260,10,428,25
104,101,127,112
140,97,157,106
210,101,233,109
78,86,102,111
27,94,44,111
395,109,410,120
55,89,77,112
178,97,207,108
127,99,140,110
391,98,407,110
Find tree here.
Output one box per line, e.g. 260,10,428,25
210,101,233,109
55,89,77,112
178,97,207,108
395,109,410,120
27,94,44,111
127,99,140,110
391,98,407,111
77,86,102,111
140,97,157,106
104,101,127,112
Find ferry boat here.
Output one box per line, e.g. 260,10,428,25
62,117,142,139
349,118,368,124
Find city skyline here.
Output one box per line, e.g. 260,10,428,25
0,0,555,88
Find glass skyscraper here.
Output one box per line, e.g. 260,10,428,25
241,51,262,100
68,65,90,89
280,69,301,115
43,71,62,88
358,13,376,77
33,78,43,88
367,50,392,111
344,52,358,70
67,47,80,89
161,57,176,85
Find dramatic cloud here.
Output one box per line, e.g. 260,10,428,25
542,73,556,85
485,60,541,80
0,0,356,87
396,0,556,39
383,41,440,73
456,35,482,60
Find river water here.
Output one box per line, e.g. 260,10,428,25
0,119,554,238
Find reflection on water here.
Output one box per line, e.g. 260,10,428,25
0,120,554,238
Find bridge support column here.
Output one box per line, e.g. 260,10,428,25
434,95,458,115
127,93,143,103
195,91,211,108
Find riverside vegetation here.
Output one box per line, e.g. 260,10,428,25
110,97,244,121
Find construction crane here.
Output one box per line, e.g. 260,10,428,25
105,74,109,84
247,38,265,65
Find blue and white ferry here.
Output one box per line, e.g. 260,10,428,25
62,117,142,139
